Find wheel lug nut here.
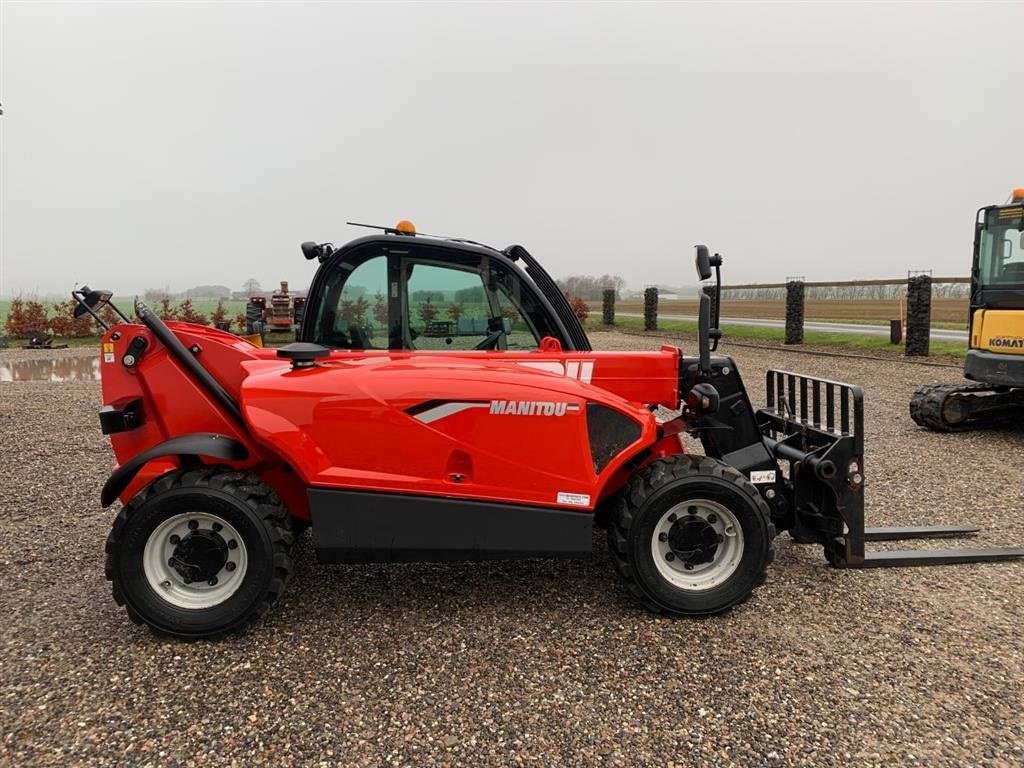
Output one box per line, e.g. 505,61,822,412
665,552,675,562
212,522,223,532
667,513,677,523
227,540,238,550
225,561,236,572
182,576,193,584
707,514,717,524
684,563,694,570
658,532,668,542
208,577,218,586
187,520,198,530
169,534,180,545
167,558,175,566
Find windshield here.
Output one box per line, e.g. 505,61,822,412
977,206,1024,287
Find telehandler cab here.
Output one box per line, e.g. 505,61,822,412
74,222,1024,639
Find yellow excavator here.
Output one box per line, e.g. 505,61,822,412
911,189,1024,430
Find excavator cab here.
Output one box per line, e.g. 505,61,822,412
911,189,1024,430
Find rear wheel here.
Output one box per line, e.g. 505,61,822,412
608,455,775,616
106,468,295,639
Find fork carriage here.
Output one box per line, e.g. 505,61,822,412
754,369,1022,567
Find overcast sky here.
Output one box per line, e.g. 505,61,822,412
1,1,1022,297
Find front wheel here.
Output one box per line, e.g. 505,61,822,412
105,468,295,639
608,455,775,616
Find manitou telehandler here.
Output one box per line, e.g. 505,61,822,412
911,189,1024,430
73,222,1024,639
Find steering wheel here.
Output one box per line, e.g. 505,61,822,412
473,328,505,350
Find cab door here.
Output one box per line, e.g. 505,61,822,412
399,252,546,352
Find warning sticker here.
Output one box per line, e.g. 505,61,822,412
557,492,591,507
749,470,776,484
103,353,115,363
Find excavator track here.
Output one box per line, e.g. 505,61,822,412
910,382,1021,432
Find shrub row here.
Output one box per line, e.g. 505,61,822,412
3,297,239,339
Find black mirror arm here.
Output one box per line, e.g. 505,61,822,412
710,259,722,351
698,291,711,375
110,302,132,324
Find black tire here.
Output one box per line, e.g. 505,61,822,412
608,454,775,616
105,468,295,640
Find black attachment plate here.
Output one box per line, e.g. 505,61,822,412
758,369,865,562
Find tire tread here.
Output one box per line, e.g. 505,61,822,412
105,467,295,639
607,454,776,616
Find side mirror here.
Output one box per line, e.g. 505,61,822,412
695,245,712,281
72,286,113,318
70,286,131,329
302,241,335,261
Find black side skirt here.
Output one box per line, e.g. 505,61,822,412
308,489,594,563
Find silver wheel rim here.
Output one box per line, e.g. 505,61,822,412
651,499,743,590
142,512,249,610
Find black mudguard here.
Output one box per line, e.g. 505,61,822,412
100,433,248,508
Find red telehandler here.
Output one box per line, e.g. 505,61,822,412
72,222,1024,639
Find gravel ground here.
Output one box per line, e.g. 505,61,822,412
1,335,1023,767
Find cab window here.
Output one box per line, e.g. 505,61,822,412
313,253,389,349
978,209,1024,286
490,263,544,349
405,262,503,350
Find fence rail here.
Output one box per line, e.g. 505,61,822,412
722,277,969,290
612,275,962,356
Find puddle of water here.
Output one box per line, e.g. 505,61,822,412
0,356,101,382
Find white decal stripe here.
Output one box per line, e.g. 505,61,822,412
413,402,489,424
516,361,565,376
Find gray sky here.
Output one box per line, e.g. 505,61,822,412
2,1,1022,297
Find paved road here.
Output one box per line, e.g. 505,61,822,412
618,312,969,342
